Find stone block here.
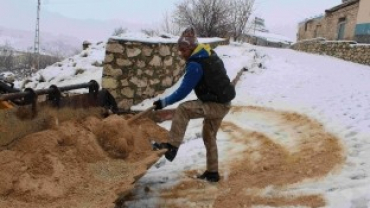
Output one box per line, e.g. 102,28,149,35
142,47,153,56
117,58,133,67
143,87,155,97
107,89,118,98
127,48,141,57
130,77,147,87
102,77,118,89
106,43,124,53
136,60,146,68
163,57,173,67
161,76,173,87
149,56,162,67
159,45,171,56
121,87,135,98
118,99,133,110
173,65,181,77
103,65,123,76
121,79,129,87
137,69,143,76
150,79,160,85
104,54,114,63
145,69,154,76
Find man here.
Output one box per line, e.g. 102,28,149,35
153,27,235,182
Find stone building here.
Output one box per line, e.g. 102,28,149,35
297,16,325,41
242,17,293,48
297,0,370,43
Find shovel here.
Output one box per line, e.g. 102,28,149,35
126,105,156,125
126,106,166,153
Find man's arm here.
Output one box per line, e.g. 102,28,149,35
162,62,203,107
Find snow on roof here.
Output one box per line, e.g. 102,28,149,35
325,0,360,13
247,31,294,44
298,15,324,26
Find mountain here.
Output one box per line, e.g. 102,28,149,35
0,26,82,57
0,1,154,45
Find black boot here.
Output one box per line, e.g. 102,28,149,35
197,171,220,182
164,143,178,162
152,142,178,162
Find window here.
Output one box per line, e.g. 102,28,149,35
314,25,321,38
305,22,309,31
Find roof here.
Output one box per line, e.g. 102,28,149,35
246,31,294,44
299,15,324,26
325,0,359,13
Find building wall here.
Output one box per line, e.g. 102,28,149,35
101,38,229,110
355,0,370,43
325,2,359,41
356,0,370,24
297,17,325,41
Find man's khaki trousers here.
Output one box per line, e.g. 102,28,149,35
169,100,230,172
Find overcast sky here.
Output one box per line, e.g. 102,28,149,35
0,0,342,42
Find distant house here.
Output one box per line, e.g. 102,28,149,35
242,17,293,48
297,0,370,43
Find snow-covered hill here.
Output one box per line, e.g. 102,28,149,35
15,41,105,93
0,26,82,57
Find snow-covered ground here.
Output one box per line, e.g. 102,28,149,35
130,43,370,207
12,35,370,207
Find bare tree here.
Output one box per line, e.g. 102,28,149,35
229,0,255,41
141,29,158,37
0,41,15,71
173,0,254,38
161,11,182,35
174,0,233,37
112,27,127,36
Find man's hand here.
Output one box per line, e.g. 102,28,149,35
153,99,164,110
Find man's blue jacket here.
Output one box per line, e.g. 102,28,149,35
161,43,212,107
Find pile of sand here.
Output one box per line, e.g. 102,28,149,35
0,113,168,208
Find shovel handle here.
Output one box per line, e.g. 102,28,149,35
127,105,156,124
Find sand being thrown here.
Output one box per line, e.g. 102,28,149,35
0,113,168,208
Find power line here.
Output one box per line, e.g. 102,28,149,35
42,0,105,5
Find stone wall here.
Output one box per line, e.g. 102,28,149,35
291,38,370,66
102,37,229,110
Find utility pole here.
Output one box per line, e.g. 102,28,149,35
254,17,256,35
33,0,41,71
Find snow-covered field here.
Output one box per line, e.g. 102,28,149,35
13,38,370,207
